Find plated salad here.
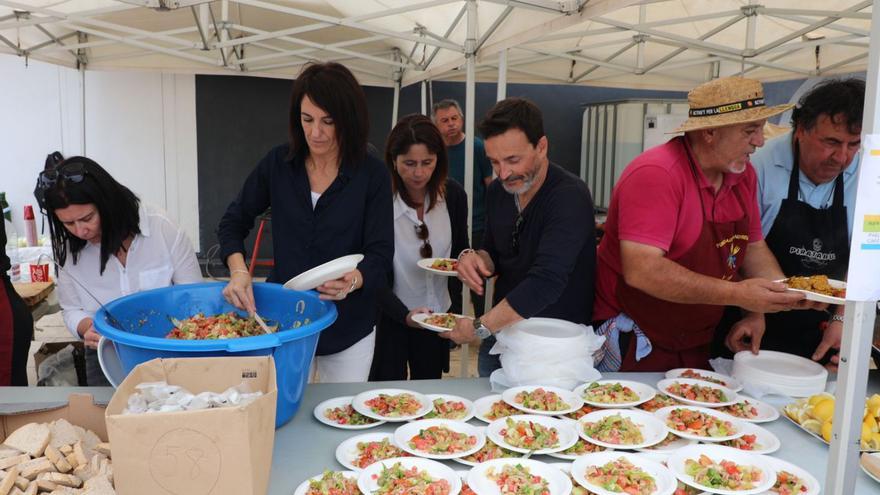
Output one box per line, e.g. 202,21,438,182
584,457,657,495
638,394,681,413
684,454,762,491
366,393,424,418
718,401,760,420
486,400,519,420
431,259,458,271
306,471,358,495
460,441,518,463
722,434,761,452
374,462,451,495
559,438,605,456
665,382,728,404
325,405,379,426
582,382,639,404
582,414,644,446
666,408,735,438
408,426,478,455
771,470,809,495
501,418,560,450
679,369,727,386
355,438,409,469
514,388,570,412
486,463,550,495
424,314,458,329
166,312,276,339
563,404,600,420
424,398,469,420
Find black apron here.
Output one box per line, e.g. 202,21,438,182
762,144,849,358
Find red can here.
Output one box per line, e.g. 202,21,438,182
30,263,50,282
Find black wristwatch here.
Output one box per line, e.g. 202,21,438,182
473,317,493,340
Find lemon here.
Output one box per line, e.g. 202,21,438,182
802,419,823,435
863,421,874,442
809,393,833,406
866,415,879,433
871,432,880,450
811,398,835,423
868,394,880,417
822,420,834,442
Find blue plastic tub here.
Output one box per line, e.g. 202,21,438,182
93,282,337,427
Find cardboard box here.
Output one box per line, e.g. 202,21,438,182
0,393,107,443
105,357,277,495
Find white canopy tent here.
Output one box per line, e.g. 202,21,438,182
2,1,879,493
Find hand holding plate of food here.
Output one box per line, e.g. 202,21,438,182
779,274,846,304
411,312,472,332
417,258,460,276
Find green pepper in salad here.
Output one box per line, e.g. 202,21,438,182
487,464,549,495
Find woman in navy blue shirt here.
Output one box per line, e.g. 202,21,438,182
218,62,394,382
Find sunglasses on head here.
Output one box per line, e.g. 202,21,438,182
415,222,433,258
34,162,88,212
511,214,525,255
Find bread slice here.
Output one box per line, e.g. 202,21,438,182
0,466,20,495
47,421,78,452
82,474,115,495
0,448,21,461
3,424,50,458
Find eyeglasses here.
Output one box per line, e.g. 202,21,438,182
415,222,433,258
34,162,88,212
511,214,525,255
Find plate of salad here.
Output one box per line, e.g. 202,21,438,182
667,445,775,495
395,419,486,460
715,396,778,424
411,312,472,332
467,458,573,495
758,457,820,495
657,379,739,408
352,388,433,421
571,451,677,495
487,414,578,455
335,432,411,471
314,396,386,430
422,394,476,422
474,395,521,423
418,258,460,276
638,394,684,413
718,422,779,455
459,471,477,495
453,436,522,467
635,432,696,454
665,369,742,393
546,436,607,461
294,470,359,495
655,406,744,443
577,409,668,450
357,458,461,495
575,380,656,408
503,386,585,416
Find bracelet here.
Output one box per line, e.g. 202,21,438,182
231,269,250,276
829,314,845,324
457,248,476,263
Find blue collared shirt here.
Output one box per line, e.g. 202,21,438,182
752,131,859,239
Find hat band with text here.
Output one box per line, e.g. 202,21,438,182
689,97,765,117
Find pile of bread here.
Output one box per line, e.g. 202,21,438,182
0,420,114,495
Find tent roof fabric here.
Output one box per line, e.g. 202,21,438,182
0,0,872,89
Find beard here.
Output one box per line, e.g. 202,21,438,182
501,171,538,195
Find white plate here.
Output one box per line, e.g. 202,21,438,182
293,471,358,495
577,409,668,450
283,254,364,291
313,396,386,430
394,419,486,460
715,396,779,424
657,378,739,408
861,452,880,484
473,395,519,423
487,414,578,455
411,312,471,333
779,277,846,304
635,433,696,454
755,456,820,495
718,422,780,455
667,444,775,495
422,394,476,422
733,350,828,386
467,458,573,495
575,380,656,408
352,388,433,422
665,368,742,393
357,457,461,495
655,406,744,443
335,432,404,471
571,451,676,495
502,385,585,416
545,437,608,460
417,258,460,276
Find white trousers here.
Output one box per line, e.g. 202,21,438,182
310,329,376,383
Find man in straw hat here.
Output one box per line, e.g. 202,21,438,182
592,76,820,372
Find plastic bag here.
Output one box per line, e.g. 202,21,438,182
36,345,80,387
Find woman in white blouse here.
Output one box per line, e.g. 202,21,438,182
369,115,470,380
35,155,202,385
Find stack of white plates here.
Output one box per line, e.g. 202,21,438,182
732,350,827,397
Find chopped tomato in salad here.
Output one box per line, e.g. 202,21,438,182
373,462,450,495
424,398,469,420
582,414,644,445
306,471,358,495
583,382,639,404
722,433,762,451
485,400,519,420
561,438,605,456
637,394,681,413
674,481,702,495
487,464,549,495
430,259,458,271
680,369,727,386
366,393,423,417
408,426,477,454
585,457,657,495
514,388,570,411
685,454,762,490
665,382,728,404
719,400,760,420
501,418,559,450
771,470,808,495
461,440,518,463
666,408,735,438
563,404,599,420
324,405,378,426
424,314,458,329
461,482,477,495
166,312,277,340
355,439,409,469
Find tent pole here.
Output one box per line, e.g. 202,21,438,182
391,81,400,129
496,49,507,101
825,1,880,493
421,81,427,115
459,0,477,378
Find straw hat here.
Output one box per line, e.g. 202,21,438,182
672,77,793,133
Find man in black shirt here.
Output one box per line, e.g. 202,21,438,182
441,98,596,376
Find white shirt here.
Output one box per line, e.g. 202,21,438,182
57,203,203,339
392,193,452,313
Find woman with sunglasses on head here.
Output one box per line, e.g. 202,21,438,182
35,154,202,385
368,114,469,380
218,62,393,383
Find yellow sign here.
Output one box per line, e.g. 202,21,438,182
865,215,880,233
